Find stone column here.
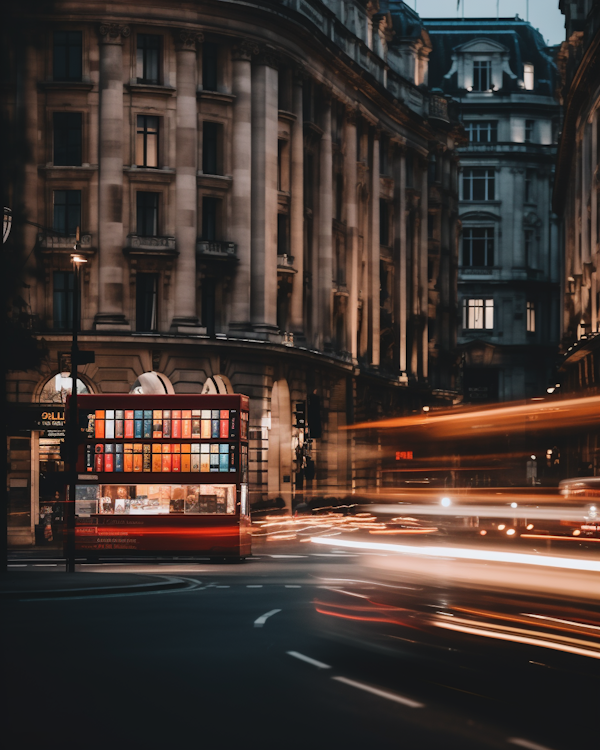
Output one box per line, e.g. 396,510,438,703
20,41,39,301
317,91,333,350
289,72,305,337
370,130,380,367
171,30,203,333
251,48,279,335
393,144,407,375
420,161,428,379
344,107,359,362
229,40,257,333
95,23,129,329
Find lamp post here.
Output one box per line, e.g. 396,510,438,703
65,231,87,573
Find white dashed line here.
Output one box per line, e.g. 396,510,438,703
269,555,308,558
332,677,424,708
508,739,556,750
254,609,282,627
285,585,301,588
246,584,263,588
215,585,230,588
34,564,58,567
287,651,331,669
8,564,26,567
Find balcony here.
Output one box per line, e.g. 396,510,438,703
38,233,94,257
124,235,177,258
197,240,238,268
429,91,449,124
333,281,349,297
277,254,296,274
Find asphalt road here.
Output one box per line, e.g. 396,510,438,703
4,549,598,750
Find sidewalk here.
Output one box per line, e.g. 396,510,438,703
1,567,192,600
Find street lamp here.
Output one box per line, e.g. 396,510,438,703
65,232,87,573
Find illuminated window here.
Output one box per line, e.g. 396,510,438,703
462,228,494,266
523,63,534,91
527,301,536,333
473,60,492,91
136,115,159,167
463,169,495,201
464,121,498,143
463,298,494,330
137,34,161,84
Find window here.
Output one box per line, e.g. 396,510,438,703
523,63,534,91
473,60,492,91
525,169,535,202
524,229,534,266
53,31,82,82
463,298,494,330
202,197,218,241
463,168,495,201
202,280,216,337
136,115,159,168
277,140,284,191
525,120,535,143
277,213,288,255
465,121,498,143
137,34,160,84
136,273,158,332
53,271,76,330
136,192,159,236
405,150,414,188
526,300,536,333
379,134,389,175
53,190,81,235
53,112,82,166
462,228,494,266
380,200,389,246
202,43,218,91
202,122,219,174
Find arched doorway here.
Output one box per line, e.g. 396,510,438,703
268,379,293,513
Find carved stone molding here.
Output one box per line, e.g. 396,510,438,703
255,45,280,69
232,39,259,62
173,29,203,52
98,23,130,45
344,105,358,126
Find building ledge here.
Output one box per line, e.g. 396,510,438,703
277,254,297,273
124,235,177,256
197,240,238,262
197,89,235,104
126,82,176,96
38,233,95,256
196,173,233,190
37,80,93,92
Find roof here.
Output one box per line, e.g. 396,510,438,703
379,1,425,43
419,17,558,96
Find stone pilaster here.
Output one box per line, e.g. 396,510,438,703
394,144,407,376
344,107,359,362
251,47,279,336
317,90,333,350
229,40,258,333
370,130,380,367
289,72,305,337
420,161,428,379
95,22,130,330
171,29,204,333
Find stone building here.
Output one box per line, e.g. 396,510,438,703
425,16,561,402
4,0,461,545
553,0,600,475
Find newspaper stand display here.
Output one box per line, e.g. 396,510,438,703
72,394,250,559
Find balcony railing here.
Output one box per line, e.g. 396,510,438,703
277,254,296,271
429,92,449,123
197,240,237,260
125,235,176,254
38,233,93,253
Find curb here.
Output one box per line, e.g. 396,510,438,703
0,575,194,601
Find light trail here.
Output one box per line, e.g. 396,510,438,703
310,536,600,573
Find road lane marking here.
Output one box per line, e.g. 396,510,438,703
8,564,26,567
246,584,263,588
285,585,301,588
508,739,556,750
254,609,282,627
332,677,424,708
287,651,331,669
215,585,230,588
269,555,307,558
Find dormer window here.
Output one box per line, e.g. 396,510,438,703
523,63,534,91
473,60,492,91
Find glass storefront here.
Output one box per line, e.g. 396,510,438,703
76,483,236,516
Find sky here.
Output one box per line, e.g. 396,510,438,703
412,0,566,46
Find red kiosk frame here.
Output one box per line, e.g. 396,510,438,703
72,394,250,559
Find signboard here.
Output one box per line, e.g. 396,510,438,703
36,407,66,437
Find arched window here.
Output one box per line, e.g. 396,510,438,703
39,373,91,404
